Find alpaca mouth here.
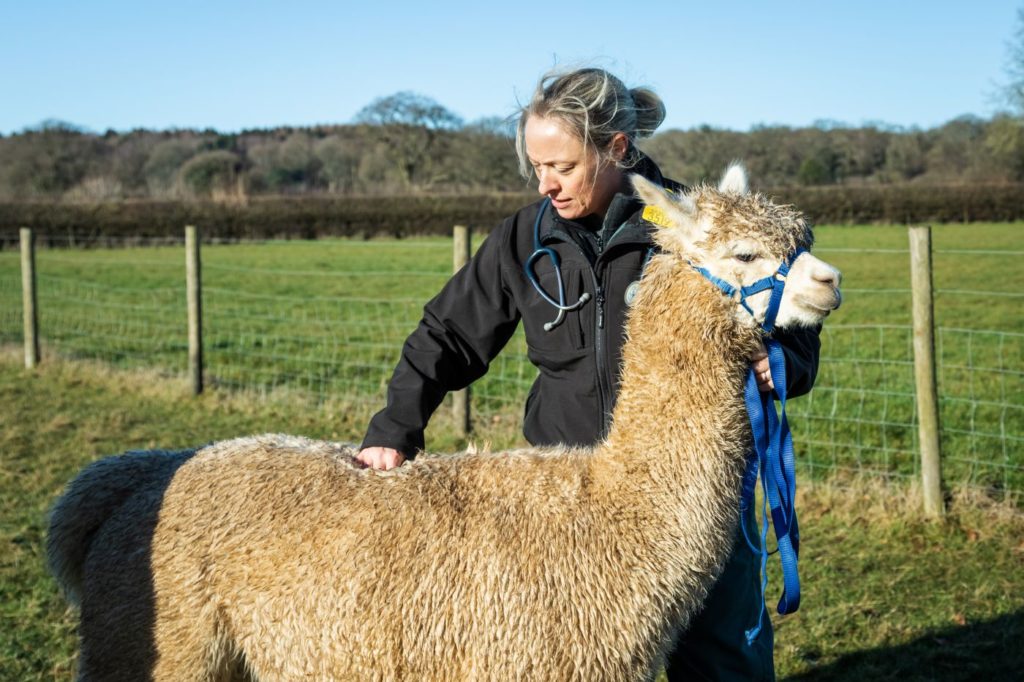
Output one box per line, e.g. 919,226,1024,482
796,291,841,314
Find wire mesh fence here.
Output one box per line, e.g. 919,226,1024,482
796,324,1023,492
1,228,1021,500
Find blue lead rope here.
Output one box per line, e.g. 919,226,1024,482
740,338,801,646
689,249,807,646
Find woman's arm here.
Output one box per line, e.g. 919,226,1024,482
751,325,822,396
359,224,521,461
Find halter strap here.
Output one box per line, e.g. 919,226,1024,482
691,247,806,334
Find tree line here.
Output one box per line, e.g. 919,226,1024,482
1,91,1022,202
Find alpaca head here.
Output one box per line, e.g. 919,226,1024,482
631,164,842,330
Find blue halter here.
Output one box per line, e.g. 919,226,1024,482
691,247,807,646
690,246,805,335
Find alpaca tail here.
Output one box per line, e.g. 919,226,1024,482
46,447,197,606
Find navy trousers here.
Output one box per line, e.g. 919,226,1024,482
665,529,776,681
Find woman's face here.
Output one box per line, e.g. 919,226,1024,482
524,115,627,221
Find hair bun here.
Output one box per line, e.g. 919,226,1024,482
629,87,666,138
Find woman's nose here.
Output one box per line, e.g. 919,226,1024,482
537,169,558,195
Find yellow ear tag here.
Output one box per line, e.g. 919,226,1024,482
642,205,672,228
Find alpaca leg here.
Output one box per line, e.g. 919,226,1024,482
76,607,223,681
75,509,232,679
75,514,166,680
149,608,243,682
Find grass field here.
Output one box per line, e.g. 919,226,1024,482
0,223,1022,679
1,353,1022,680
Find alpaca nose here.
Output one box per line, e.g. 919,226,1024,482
813,266,842,289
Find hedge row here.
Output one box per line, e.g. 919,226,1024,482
1,185,1021,247
769,184,1024,225
0,194,534,248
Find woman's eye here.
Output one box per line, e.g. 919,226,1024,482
556,165,574,174
735,253,758,263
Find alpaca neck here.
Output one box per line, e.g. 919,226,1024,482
587,258,764,644
602,258,760,486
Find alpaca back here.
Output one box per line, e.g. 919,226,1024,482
142,436,680,680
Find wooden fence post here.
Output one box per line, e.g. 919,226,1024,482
909,226,943,517
20,228,39,369
452,225,472,436
186,225,203,395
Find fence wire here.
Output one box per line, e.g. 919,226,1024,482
1,233,1021,499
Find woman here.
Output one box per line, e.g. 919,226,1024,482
357,67,819,681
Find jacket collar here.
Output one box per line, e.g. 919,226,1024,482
537,152,674,250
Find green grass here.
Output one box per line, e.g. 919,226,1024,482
814,223,1024,330
1,223,1021,493
1,354,1022,680
771,482,1024,680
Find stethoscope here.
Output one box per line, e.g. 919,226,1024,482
524,198,591,331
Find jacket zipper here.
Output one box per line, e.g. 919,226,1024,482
591,225,636,437
549,229,612,434
593,280,612,437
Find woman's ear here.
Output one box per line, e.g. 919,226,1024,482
609,132,629,162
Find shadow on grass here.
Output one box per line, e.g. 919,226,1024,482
783,610,1024,682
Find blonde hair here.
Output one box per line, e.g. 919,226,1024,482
515,68,666,179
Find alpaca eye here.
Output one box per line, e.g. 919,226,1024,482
734,254,758,263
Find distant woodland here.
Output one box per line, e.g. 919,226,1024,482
1,91,1023,203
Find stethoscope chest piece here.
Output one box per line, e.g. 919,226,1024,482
624,280,641,307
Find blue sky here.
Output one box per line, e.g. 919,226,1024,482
2,0,1020,135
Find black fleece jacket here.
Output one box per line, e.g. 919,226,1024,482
362,157,821,458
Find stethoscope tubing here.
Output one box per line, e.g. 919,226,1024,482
524,198,592,331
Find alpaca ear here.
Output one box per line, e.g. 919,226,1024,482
718,162,749,195
631,175,697,225
631,174,701,255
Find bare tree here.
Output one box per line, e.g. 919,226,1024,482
354,92,463,189
178,150,242,199
987,7,1024,181
1002,8,1024,114
985,113,1024,180
144,139,198,197
315,136,363,193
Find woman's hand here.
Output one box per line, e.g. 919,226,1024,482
750,342,774,393
355,447,406,471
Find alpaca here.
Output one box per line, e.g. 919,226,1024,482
48,164,842,682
